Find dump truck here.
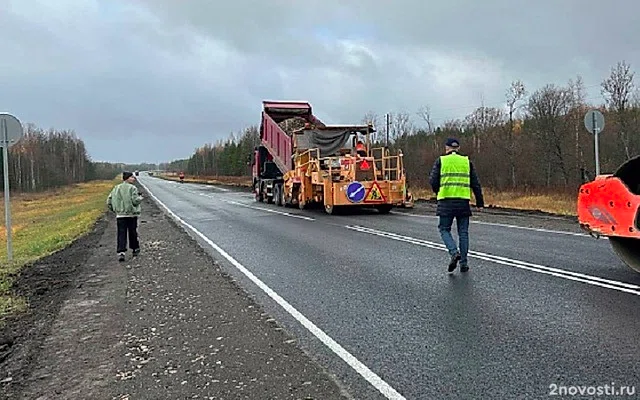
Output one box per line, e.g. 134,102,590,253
577,155,640,273
251,100,413,214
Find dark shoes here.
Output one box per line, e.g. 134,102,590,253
118,252,125,262
448,252,461,273
132,248,140,257
448,252,470,273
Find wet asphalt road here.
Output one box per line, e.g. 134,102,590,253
138,175,640,399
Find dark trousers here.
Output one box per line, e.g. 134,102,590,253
117,217,139,253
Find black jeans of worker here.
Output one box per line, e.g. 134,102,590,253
117,216,139,254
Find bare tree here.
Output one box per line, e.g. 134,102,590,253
417,105,434,133
500,79,527,187
439,118,463,133
527,84,574,186
464,106,504,154
506,80,527,124
568,75,588,177
464,106,504,131
390,112,413,141
601,60,635,159
362,111,381,143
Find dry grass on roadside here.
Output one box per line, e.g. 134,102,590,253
410,187,578,216
0,179,116,319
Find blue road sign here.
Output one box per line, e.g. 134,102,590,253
346,181,365,203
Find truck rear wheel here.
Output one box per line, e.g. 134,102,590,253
254,184,263,202
265,182,273,204
274,183,284,206
260,182,273,203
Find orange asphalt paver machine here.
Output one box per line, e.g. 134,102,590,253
251,100,413,214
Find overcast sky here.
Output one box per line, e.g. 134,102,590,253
1,0,638,164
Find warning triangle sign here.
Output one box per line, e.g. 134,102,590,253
364,181,386,203
360,159,370,170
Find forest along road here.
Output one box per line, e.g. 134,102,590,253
138,174,640,400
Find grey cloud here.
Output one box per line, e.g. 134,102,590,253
348,1,639,85
1,0,638,163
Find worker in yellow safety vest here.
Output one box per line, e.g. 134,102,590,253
429,138,484,274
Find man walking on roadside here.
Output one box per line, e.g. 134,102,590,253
429,138,484,274
107,171,143,262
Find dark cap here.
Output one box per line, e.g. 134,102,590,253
445,138,460,147
123,171,133,180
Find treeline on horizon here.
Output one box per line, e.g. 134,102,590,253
1,123,158,193
170,60,639,193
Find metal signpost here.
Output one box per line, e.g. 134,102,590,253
584,109,605,176
0,113,24,262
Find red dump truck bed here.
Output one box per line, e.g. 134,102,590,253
260,101,324,174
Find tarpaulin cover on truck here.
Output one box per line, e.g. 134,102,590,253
295,128,357,157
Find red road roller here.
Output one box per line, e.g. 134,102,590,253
578,155,640,273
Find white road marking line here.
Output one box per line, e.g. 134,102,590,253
345,225,640,296
390,211,607,239
224,199,315,221
137,179,406,400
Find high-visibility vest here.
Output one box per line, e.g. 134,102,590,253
437,152,471,200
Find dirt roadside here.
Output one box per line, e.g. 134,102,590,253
0,187,352,399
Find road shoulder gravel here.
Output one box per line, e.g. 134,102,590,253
0,190,352,399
